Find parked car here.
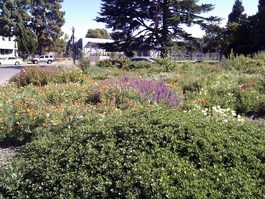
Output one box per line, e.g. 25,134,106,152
130,57,155,63
0,57,23,65
31,55,54,64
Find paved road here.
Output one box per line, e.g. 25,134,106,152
0,65,23,84
0,61,76,85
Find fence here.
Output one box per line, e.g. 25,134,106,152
170,52,221,62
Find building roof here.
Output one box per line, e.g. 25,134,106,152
79,38,114,44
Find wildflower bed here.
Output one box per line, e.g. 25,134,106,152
0,56,265,198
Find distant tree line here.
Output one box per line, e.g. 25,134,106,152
201,0,265,56
1,0,264,58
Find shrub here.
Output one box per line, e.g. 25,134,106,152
15,66,58,87
0,83,94,144
221,54,265,74
96,59,114,68
155,58,179,72
55,68,87,84
78,56,91,73
97,59,127,69
91,77,180,107
84,65,125,80
11,66,88,87
236,88,265,115
1,107,264,198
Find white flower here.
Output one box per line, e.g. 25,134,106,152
231,111,237,117
202,109,207,116
76,115,84,120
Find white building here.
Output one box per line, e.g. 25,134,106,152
0,36,17,58
75,38,124,62
76,38,113,56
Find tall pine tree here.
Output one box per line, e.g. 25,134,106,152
30,0,65,54
0,0,38,56
96,0,220,57
0,0,16,37
225,0,249,55
228,0,246,23
0,0,65,55
251,0,265,52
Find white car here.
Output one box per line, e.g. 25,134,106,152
0,57,23,65
31,55,54,64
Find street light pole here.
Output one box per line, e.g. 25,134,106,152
72,26,76,65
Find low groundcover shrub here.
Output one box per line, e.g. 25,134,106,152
1,107,264,198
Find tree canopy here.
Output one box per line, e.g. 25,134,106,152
221,0,265,56
228,0,246,24
96,0,220,57
0,0,65,55
85,28,110,39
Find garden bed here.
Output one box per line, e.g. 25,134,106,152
0,55,265,197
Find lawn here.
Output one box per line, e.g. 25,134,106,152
0,56,265,198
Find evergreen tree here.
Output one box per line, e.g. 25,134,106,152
251,0,265,51
0,0,16,37
85,28,110,39
228,0,246,23
0,0,65,55
96,0,220,58
16,23,39,58
202,24,226,54
30,0,65,54
225,0,249,55
0,0,38,56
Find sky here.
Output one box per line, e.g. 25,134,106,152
61,0,259,39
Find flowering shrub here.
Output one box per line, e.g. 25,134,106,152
0,83,95,143
91,77,180,107
1,55,265,198
177,64,265,117
14,66,58,87
12,66,88,87
1,107,264,198
222,53,265,74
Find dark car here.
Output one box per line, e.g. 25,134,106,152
130,57,155,63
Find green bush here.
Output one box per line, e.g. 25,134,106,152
1,107,264,198
156,58,179,72
222,54,265,74
96,59,114,68
55,68,87,84
97,59,127,69
236,88,265,115
11,66,88,87
14,66,58,87
124,60,154,70
78,57,91,73
0,83,93,144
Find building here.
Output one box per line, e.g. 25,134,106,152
76,38,124,62
0,36,17,58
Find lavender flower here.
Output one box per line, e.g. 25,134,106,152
96,77,179,107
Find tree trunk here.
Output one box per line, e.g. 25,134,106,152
161,0,169,58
